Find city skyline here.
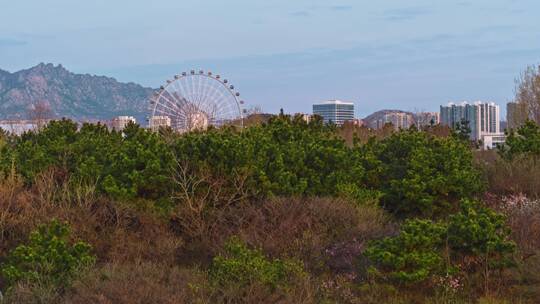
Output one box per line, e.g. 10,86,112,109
1,0,539,117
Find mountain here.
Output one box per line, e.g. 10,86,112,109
0,63,154,122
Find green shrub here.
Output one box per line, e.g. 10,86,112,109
365,219,448,283
366,201,516,291
447,200,516,287
0,219,95,291
209,237,305,289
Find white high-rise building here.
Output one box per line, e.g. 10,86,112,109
312,100,354,126
440,101,503,148
111,116,136,131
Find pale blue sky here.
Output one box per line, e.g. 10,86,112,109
1,0,539,117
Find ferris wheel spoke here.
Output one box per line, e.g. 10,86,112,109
165,86,187,111
198,75,208,105
169,80,185,105
161,91,185,117
157,94,187,120
213,87,237,122
194,78,218,115
195,75,203,105
176,78,193,109
203,79,222,108
189,75,197,105
155,104,186,124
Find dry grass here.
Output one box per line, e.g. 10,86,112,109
63,262,207,304
479,153,540,198
0,168,182,267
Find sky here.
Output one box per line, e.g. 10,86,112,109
1,0,539,118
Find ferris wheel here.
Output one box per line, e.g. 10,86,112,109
149,70,245,132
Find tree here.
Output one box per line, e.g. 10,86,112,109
27,101,54,130
360,129,484,219
515,64,540,124
502,120,540,159
453,119,472,142
447,201,516,295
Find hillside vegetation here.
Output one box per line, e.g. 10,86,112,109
0,115,539,303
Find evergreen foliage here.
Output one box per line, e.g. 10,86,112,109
502,120,540,158
366,201,516,286
360,129,483,218
0,220,95,290
209,237,305,289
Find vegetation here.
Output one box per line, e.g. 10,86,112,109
514,64,540,124
1,220,94,291
0,110,539,303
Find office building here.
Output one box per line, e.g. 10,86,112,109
440,101,502,143
149,116,172,132
111,116,136,131
313,100,354,126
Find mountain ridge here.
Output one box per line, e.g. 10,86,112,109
0,63,154,122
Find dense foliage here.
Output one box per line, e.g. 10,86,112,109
0,120,173,201
360,129,483,218
366,201,516,289
0,115,483,214
503,120,540,158
0,220,95,290
0,116,537,303
365,219,447,283
209,237,304,289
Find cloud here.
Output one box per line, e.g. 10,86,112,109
290,5,353,17
383,7,432,21
290,10,310,17
0,38,27,47
329,5,353,11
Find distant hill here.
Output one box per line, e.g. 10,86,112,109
362,109,414,128
0,63,154,122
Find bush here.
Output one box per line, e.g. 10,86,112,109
209,237,305,289
366,201,516,294
0,220,95,291
447,201,516,272
365,219,447,284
